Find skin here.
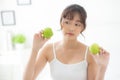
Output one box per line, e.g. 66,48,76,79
23,13,110,80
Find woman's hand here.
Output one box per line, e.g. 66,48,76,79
88,47,110,80
32,31,49,53
93,47,110,69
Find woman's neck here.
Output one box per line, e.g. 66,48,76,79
61,39,79,49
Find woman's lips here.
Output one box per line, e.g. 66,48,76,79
66,32,74,36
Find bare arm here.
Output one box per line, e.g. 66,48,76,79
87,53,100,80
97,67,106,80
32,44,51,80
87,48,110,80
96,48,110,80
23,32,49,80
23,49,38,80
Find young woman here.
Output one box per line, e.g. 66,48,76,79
23,4,110,80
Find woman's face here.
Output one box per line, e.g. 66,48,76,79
61,13,84,40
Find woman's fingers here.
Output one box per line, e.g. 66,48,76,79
34,30,44,40
39,30,43,37
99,47,105,55
99,47,110,62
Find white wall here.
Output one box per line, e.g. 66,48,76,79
0,0,120,80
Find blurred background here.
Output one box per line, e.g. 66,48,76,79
0,0,120,80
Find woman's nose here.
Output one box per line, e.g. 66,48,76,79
69,25,75,32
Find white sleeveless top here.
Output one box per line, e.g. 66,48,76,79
49,43,88,80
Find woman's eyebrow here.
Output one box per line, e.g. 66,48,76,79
75,20,80,22
75,20,82,23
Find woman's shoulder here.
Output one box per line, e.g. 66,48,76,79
79,43,97,64
40,41,60,62
38,41,54,61
41,41,53,51
86,48,97,65
41,40,60,55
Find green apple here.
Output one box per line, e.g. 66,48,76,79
89,43,100,55
42,27,53,38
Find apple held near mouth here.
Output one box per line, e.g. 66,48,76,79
89,43,100,55
42,27,53,39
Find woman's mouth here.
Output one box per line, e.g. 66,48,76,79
66,32,74,36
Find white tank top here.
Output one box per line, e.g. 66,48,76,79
49,43,88,80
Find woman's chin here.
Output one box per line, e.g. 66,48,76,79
64,36,76,40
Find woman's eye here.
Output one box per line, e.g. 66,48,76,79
65,21,69,24
75,23,81,27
